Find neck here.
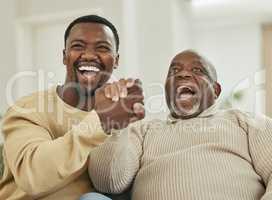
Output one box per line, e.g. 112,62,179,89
57,84,95,111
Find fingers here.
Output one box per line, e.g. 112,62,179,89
110,83,120,102
126,93,144,103
118,79,128,98
134,79,142,87
126,78,135,88
127,79,143,95
127,103,145,124
120,80,144,113
104,83,111,98
103,78,139,101
129,107,145,124
103,82,122,102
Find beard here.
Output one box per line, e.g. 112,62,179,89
172,98,201,118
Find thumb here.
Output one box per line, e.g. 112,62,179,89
133,103,145,119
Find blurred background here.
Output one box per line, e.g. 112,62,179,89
1,0,272,121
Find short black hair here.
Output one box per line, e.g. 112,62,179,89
64,15,119,51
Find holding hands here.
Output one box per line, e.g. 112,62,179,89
94,78,145,133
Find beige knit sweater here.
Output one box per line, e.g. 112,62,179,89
89,104,272,200
0,86,107,200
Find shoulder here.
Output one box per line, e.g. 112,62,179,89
220,109,272,131
215,108,253,122
3,88,55,125
7,88,54,111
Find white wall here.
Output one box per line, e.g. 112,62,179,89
189,0,272,114
0,0,16,115
191,20,264,113
192,23,262,106
0,0,16,142
0,0,269,121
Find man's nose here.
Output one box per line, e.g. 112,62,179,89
176,70,193,79
80,48,98,60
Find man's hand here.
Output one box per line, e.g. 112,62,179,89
103,78,135,101
94,79,145,133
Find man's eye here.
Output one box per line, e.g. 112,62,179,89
192,67,203,73
170,67,179,74
97,46,111,52
71,44,84,50
168,68,178,76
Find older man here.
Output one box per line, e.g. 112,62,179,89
88,50,272,200
0,15,144,200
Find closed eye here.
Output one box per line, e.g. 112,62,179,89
96,45,111,52
71,44,84,50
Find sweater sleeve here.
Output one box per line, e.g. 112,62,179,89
246,114,272,199
88,121,147,194
2,107,107,198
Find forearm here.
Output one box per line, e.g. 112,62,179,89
3,111,107,197
89,126,143,194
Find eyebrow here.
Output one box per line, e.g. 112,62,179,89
170,62,183,68
70,39,113,46
169,60,213,80
96,41,113,46
192,60,204,66
70,39,86,44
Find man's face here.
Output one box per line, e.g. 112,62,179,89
63,22,119,95
165,51,221,119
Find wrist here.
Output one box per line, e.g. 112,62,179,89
95,110,111,134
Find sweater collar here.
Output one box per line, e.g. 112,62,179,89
167,102,219,124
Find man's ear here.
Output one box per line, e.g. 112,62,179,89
213,82,221,99
114,54,119,69
63,49,67,65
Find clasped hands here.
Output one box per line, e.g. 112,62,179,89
94,79,145,133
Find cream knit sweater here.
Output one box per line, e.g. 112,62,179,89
0,86,107,200
89,104,272,200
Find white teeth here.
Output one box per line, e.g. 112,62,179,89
177,86,193,93
78,66,100,72
179,93,193,99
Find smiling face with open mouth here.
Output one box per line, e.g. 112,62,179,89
175,84,200,115
165,51,221,119
63,22,119,95
73,59,105,92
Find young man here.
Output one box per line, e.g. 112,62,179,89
0,15,144,200
88,50,272,200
